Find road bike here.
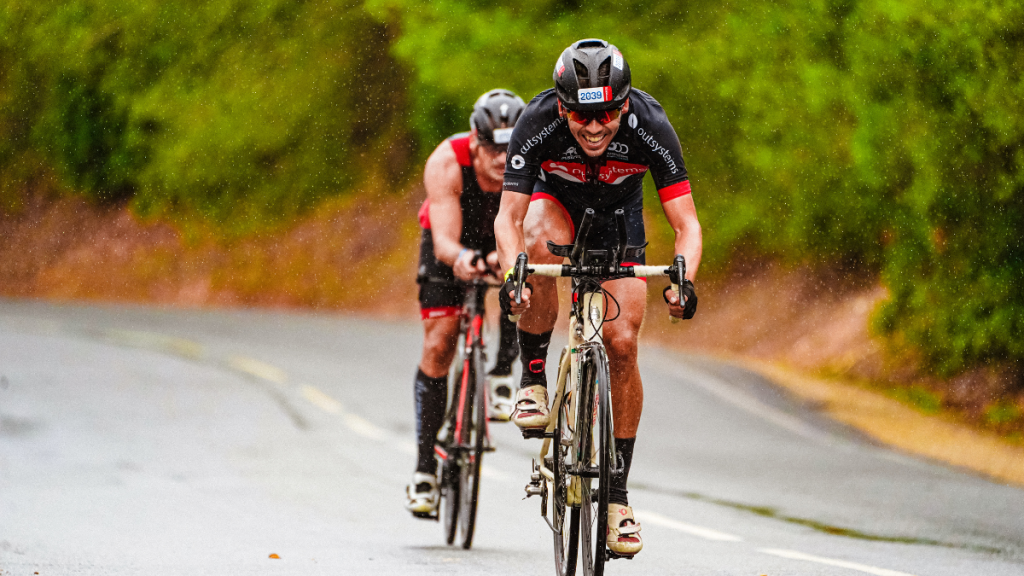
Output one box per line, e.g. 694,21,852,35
429,273,497,549
510,208,685,576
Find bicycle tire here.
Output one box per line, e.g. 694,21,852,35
458,329,485,549
552,379,580,576
441,334,467,545
578,347,612,576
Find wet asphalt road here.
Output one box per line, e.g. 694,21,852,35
1,299,1022,575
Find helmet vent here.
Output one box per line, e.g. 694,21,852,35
577,39,606,49
573,59,590,87
597,57,611,87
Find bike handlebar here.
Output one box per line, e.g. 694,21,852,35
505,206,689,322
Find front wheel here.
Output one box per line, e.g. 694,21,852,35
578,348,613,576
440,452,460,545
458,329,485,549
552,381,580,576
440,337,467,545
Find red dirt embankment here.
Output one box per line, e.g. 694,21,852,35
2,184,886,377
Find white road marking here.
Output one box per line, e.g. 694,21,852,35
634,509,744,541
301,385,344,414
226,355,288,385
104,329,204,360
77,330,938,576
759,548,918,576
343,413,389,441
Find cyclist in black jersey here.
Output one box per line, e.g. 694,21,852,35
406,89,526,517
494,40,703,556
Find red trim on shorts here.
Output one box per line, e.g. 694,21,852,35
421,306,461,320
418,199,431,229
530,192,576,238
657,180,692,204
622,261,647,283
449,136,472,167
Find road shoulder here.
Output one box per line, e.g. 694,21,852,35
735,357,1024,487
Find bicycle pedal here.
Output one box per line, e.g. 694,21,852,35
412,511,438,521
520,428,551,439
606,549,634,561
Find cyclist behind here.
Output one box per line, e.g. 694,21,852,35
406,89,527,517
494,40,702,555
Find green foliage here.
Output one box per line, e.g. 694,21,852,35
984,400,1022,428
0,0,412,233
372,0,1023,378
887,384,943,415
1,0,1022,379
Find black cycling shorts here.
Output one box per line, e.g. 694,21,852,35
417,229,485,319
530,179,647,266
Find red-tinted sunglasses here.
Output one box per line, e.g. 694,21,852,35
560,101,622,125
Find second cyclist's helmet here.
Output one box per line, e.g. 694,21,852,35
553,39,631,112
470,89,525,145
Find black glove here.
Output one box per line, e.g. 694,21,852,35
499,278,533,316
663,280,698,320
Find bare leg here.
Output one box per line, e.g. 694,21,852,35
600,277,647,438
419,316,460,378
519,199,573,335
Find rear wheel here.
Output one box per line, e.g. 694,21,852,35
578,348,613,576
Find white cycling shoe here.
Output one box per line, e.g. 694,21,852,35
511,385,550,429
405,472,439,518
607,503,643,556
488,374,515,422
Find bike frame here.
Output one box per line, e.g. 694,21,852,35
535,289,608,502
433,281,493,463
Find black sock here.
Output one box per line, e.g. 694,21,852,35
489,314,519,376
518,328,552,388
414,368,447,475
609,437,635,506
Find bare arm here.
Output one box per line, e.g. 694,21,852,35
661,192,702,282
423,142,465,267
495,188,532,273
661,192,702,316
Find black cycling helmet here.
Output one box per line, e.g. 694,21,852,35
470,89,525,146
553,39,631,112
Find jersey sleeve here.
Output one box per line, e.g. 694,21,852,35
629,93,691,203
503,92,564,195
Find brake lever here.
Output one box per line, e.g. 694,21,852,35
670,254,686,324
510,252,529,322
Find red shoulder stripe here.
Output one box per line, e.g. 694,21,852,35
418,199,431,229
658,180,692,203
449,136,472,167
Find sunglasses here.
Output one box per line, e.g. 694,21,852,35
478,141,508,154
561,102,622,125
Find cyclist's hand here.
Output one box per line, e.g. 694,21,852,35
453,249,487,281
663,280,698,319
500,279,533,317
485,251,502,277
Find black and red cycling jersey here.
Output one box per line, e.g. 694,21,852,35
417,132,502,319
417,132,501,254
503,88,691,210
